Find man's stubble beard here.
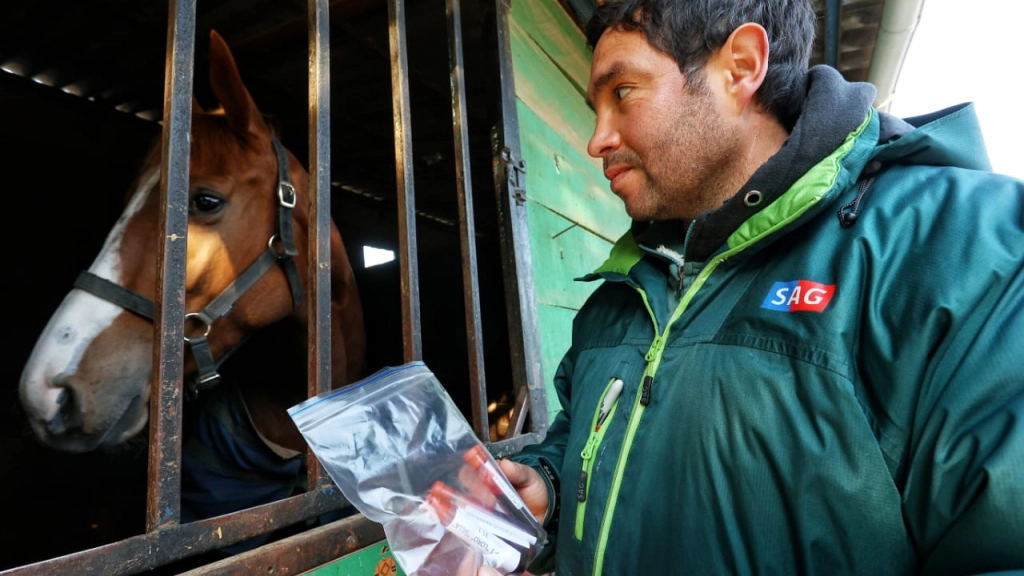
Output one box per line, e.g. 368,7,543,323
631,89,739,222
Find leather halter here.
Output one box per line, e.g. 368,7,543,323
73,138,304,399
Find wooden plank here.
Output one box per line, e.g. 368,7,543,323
509,20,597,160
527,204,612,310
506,0,630,409
299,542,403,575
536,303,578,418
509,0,592,93
517,100,630,243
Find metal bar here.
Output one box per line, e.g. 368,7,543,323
446,0,488,440
388,0,422,362
505,382,530,438
825,0,841,68
176,514,386,576
0,489,353,576
487,432,547,460
307,0,333,490
489,0,548,439
147,0,196,533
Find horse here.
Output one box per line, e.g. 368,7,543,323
17,30,366,553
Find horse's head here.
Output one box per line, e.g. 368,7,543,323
19,31,365,453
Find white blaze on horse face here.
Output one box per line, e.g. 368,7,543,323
19,170,158,424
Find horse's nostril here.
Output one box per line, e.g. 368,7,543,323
46,387,83,436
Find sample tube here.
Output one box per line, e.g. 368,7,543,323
463,444,534,521
424,481,530,573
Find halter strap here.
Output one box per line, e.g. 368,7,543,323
73,272,155,320
73,137,303,399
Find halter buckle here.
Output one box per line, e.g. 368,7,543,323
278,182,296,209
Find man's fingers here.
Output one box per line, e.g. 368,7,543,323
494,459,549,524
496,458,532,487
458,463,498,507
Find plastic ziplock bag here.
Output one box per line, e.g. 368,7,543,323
288,361,547,575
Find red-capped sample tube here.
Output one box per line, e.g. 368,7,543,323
463,445,534,521
424,481,532,572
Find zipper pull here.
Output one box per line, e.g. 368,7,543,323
577,431,601,502
580,433,599,461
640,375,652,406
645,335,665,362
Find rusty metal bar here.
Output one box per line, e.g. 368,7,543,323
0,488,351,576
445,0,488,441
486,431,547,460
388,0,422,363
489,0,548,440
148,0,196,532
176,514,385,575
307,0,333,491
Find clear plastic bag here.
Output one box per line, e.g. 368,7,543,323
288,361,546,575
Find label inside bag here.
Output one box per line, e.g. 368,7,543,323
452,501,537,548
427,504,522,572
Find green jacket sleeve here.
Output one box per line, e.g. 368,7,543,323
901,262,1024,575
509,352,575,574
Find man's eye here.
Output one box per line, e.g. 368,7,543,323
190,193,225,214
614,86,632,100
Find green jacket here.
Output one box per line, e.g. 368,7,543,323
513,66,1024,575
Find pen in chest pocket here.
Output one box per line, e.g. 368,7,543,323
596,378,624,431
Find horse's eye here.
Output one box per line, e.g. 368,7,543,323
190,192,224,215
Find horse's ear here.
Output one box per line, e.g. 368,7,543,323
208,29,267,138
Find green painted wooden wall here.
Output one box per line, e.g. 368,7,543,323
299,542,404,576
509,0,630,418
304,1,625,573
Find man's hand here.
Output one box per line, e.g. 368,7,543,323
463,459,551,575
494,459,549,526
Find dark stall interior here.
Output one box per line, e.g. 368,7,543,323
0,0,518,570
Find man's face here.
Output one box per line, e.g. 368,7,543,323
587,28,740,221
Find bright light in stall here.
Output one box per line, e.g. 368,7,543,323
363,246,396,268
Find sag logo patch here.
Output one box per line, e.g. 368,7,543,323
761,280,836,313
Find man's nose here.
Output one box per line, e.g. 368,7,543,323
587,115,619,158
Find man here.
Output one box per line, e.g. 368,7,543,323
483,0,1024,574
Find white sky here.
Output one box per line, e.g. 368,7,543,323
888,0,1024,180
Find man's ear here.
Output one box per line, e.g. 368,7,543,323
717,22,770,113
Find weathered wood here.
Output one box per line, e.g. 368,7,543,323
510,0,591,92
509,19,597,163
507,0,629,426
301,541,404,576
535,303,578,416
526,205,614,310
517,101,628,241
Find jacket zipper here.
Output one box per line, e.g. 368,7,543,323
575,377,624,540
590,256,728,576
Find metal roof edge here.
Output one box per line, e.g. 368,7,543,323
868,0,927,112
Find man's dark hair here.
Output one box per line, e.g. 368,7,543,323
586,0,816,128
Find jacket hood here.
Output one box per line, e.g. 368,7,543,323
873,103,991,171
